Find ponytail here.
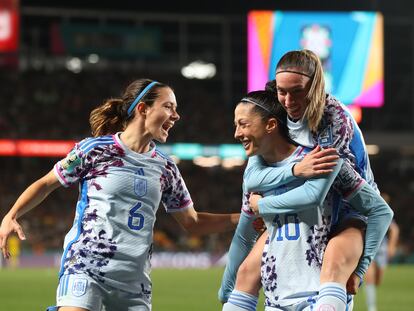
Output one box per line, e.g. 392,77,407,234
89,98,127,137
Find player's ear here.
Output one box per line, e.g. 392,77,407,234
266,118,277,133
137,102,147,115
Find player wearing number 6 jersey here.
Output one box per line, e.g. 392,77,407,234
0,79,239,311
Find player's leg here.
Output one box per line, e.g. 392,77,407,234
223,232,267,311
315,220,364,311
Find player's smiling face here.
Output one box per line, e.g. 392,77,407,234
275,70,311,120
234,103,268,157
145,87,180,143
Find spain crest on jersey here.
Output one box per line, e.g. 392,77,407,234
134,177,147,197
72,278,88,297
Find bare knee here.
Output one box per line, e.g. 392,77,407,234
321,227,364,284
235,260,261,295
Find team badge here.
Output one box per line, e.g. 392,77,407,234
318,125,333,147
60,150,81,172
72,278,88,297
134,177,147,197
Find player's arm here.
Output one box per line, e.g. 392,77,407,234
348,183,394,278
0,170,62,258
244,147,338,193
218,211,259,303
250,158,343,216
172,207,239,235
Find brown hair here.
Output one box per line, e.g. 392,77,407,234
276,49,326,132
89,79,169,137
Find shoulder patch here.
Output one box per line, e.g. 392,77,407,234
60,150,81,173
318,124,334,147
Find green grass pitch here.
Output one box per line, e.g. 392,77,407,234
0,265,413,310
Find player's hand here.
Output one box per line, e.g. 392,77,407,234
0,216,26,259
249,193,262,215
293,146,339,178
346,273,361,294
252,217,266,233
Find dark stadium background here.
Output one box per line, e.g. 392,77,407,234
1,0,414,267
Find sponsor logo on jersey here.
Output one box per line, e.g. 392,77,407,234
72,278,88,297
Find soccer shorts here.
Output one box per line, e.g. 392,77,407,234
46,273,151,311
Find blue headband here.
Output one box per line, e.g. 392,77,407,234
127,81,159,116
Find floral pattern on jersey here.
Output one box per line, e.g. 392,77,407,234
56,139,125,188
305,215,331,268
141,283,152,301
241,192,254,215
63,208,118,282
160,158,192,211
261,238,279,307
314,96,364,197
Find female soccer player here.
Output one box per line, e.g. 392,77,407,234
222,89,349,310
220,50,393,310
0,78,239,311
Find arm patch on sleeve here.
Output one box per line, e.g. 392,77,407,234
60,150,81,173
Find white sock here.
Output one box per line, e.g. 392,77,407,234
222,290,258,311
365,284,377,311
315,282,347,311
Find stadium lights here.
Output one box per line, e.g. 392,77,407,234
66,57,82,73
193,156,221,167
366,144,380,155
221,158,246,169
87,54,100,64
181,60,216,79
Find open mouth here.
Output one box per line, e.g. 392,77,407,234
241,140,251,150
162,122,174,134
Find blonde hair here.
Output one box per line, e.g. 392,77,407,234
89,79,169,137
276,49,326,132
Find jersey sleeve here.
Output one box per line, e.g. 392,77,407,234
160,159,193,212
348,183,394,278
321,98,364,198
53,140,89,187
243,155,296,193
258,158,342,215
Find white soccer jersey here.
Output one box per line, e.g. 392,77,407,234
53,133,193,299
243,146,334,308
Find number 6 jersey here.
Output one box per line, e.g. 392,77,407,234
53,133,193,298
